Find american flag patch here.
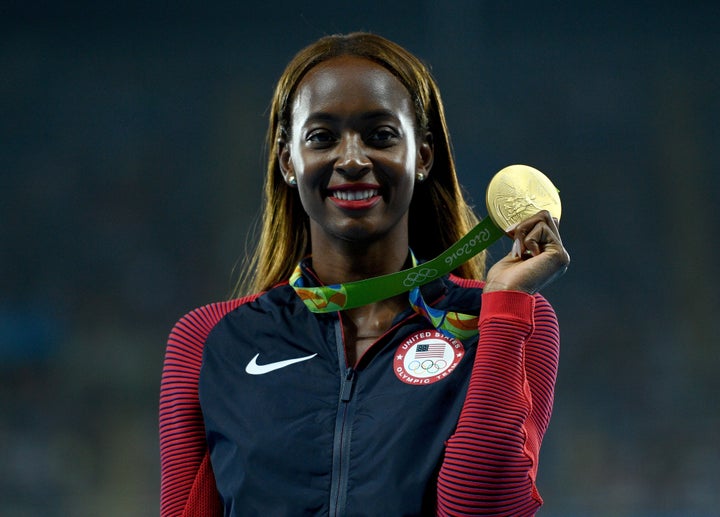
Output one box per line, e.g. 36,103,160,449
414,343,446,359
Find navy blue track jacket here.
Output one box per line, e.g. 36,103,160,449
160,262,560,517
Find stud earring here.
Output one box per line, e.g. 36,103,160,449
288,175,297,186
415,172,425,182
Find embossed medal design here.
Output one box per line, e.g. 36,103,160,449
486,164,562,231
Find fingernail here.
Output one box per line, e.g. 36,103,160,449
512,238,521,258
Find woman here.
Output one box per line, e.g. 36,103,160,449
160,32,570,516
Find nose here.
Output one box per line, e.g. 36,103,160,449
334,134,371,177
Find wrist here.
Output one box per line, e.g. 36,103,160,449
482,281,533,294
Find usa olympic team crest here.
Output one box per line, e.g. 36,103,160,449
394,330,465,385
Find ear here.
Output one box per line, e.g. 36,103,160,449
416,131,434,180
277,137,296,186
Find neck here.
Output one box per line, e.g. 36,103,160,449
310,235,410,286
305,227,412,366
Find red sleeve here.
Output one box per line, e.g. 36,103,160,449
437,290,560,517
159,299,250,517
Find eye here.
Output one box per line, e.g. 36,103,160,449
367,127,399,147
306,128,336,147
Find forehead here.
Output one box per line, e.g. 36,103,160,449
291,55,414,120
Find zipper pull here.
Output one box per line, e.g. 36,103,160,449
340,368,356,402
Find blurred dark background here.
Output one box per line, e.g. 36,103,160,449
2,2,718,516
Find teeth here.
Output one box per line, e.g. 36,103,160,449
333,189,378,201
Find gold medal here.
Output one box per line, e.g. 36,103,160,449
485,164,562,231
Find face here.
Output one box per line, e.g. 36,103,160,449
279,55,433,250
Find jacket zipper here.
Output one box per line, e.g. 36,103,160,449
329,321,357,517
340,367,356,402
327,311,415,515
329,367,356,516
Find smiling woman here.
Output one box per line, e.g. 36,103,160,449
278,55,431,277
159,31,569,517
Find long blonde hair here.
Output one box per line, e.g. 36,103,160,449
234,32,485,296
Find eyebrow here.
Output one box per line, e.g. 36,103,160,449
304,109,401,124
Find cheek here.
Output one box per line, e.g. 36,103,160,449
289,139,326,173
403,138,419,172
295,162,325,191
392,164,416,204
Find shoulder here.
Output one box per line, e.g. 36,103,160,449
166,294,262,355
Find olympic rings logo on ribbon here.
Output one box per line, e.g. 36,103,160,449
402,267,439,287
407,359,448,375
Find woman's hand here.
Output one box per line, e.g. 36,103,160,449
483,210,570,294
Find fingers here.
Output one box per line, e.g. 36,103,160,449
484,210,570,294
507,210,564,259
509,211,571,286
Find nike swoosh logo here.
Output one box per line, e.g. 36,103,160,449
245,353,318,375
